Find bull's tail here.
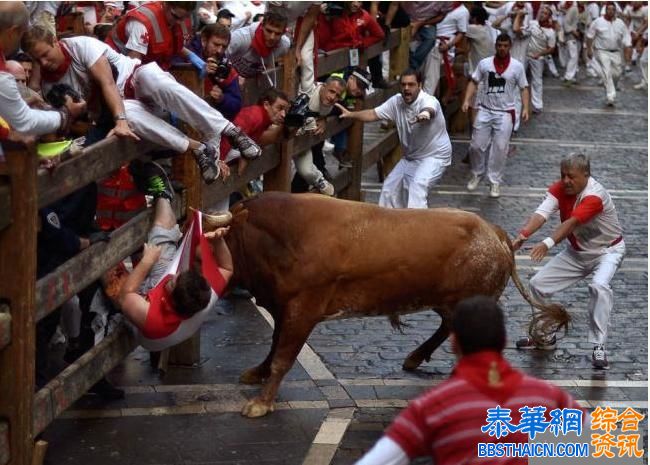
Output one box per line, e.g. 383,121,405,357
492,224,571,344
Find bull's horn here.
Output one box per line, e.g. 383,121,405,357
202,210,233,230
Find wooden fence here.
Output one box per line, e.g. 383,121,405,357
0,27,410,465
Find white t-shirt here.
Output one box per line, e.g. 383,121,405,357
436,5,469,39
374,91,451,161
526,20,556,57
466,24,497,73
623,4,648,33
472,56,528,111
587,17,632,51
41,36,140,100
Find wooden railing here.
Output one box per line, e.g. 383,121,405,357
0,26,409,465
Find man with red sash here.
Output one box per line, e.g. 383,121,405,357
462,33,529,199
0,2,85,142
420,1,470,97
354,296,583,465
512,154,625,370
118,163,233,351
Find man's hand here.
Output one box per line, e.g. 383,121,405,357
209,86,224,103
314,118,326,136
587,48,593,60
108,119,141,141
218,160,230,180
335,103,352,119
461,101,470,113
142,243,162,265
521,107,530,123
511,233,527,251
294,47,302,67
88,230,111,245
530,242,549,262
204,226,230,240
411,20,423,38
206,58,219,75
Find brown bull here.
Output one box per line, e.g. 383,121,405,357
222,192,568,418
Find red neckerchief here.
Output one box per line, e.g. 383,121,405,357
251,23,273,58
453,350,524,405
493,54,510,75
41,42,73,83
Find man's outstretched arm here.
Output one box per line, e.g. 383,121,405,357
335,103,381,122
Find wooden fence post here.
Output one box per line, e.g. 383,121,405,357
0,145,38,465
168,66,205,366
263,53,296,193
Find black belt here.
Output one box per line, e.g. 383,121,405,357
596,48,619,53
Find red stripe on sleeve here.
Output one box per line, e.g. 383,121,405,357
571,195,603,224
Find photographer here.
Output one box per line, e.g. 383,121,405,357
289,75,346,196
190,23,242,120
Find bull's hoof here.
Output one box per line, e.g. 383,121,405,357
241,398,274,418
239,367,267,385
402,352,424,371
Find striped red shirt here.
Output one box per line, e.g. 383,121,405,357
385,351,582,464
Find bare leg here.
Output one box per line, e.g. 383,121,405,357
153,198,176,230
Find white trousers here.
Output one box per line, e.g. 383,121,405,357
124,100,189,153
469,108,513,184
594,49,623,102
133,62,230,147
378,155,450,209
563,39,580,81
529,241,625,345
527,57,545,111
640,47,648,85
298,31,315,93
422,42,456,96
295,148,326,187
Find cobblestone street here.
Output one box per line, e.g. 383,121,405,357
41,70,647,465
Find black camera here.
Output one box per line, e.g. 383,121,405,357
46,83,82,108
323,1,345,17
208,56,232,81
285,93,319,128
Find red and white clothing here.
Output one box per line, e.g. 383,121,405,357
421,4,470,96
107,1,191,70
45,36,230,153
316,8,385,52
355,351,582,465
469,55,527,185
138,210,227,351
530,177,625,346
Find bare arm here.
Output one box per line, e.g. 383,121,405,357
461,79,478,112
335,103,380,122
118,243,160,304
529,216,581,262
383,2,399,27
512,212,547,250
520,86,530,122
89,55,140,140
295,3,320,59
203,228,234,283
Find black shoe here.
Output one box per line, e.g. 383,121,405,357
192,144,220,184
128,160,174,201
89,377,125,400
224,125,261,159
592,345,609,370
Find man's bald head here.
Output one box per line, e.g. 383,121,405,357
0,1,29,30
5,60,26,81
0,2,29,56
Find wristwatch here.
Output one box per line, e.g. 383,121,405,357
114,113,128,121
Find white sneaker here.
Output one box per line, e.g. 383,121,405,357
467,174,481,191
315,178,335,196
489,183,500,198
633,82,648,90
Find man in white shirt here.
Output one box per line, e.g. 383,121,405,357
337,69,451,209
524,5,556,113
22,27,243,183
0,2,85,140
559,1,580,84
586,2,633,106
512,154,624,370
462,33,529,199
421,2,470,97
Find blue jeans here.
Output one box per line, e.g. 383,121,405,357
332,131,347,152
409,25,437,70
